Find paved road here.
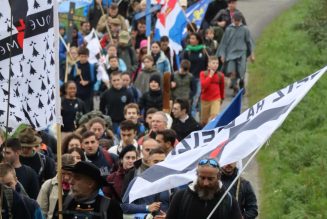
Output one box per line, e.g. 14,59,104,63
220,0,297,216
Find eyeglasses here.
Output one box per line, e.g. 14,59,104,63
198,159,219,169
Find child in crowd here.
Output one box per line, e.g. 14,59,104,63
121,72,142,103
171,59,196,101
69,47,97,112
203,28,218,56
134,55,161,94
199,56,225,126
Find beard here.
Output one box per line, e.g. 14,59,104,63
194,181,219,201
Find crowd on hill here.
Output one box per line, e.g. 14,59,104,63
0,0,257,218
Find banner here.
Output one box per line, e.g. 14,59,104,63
58,0,93,13
0,1,60,132
124,66,327,203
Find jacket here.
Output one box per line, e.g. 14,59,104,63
138,89,163,114
171,116,201,141
166,182,242,219
37,176,59,219
200,70,225,101
221,169,258,219
171,72,195,100
134,69,161,94
96,14,127,33
153,51,171,75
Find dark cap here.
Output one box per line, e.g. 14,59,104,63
149,74,161,86
63,161,107,187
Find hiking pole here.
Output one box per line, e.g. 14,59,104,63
206,143,263,219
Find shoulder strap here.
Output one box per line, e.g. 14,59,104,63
100,197,111,219
3,186,13,219
38,152,46,176
102,149,114,167
89,63,95,82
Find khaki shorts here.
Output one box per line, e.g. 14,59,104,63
201,99,221,125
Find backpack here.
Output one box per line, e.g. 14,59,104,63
62,195,111,219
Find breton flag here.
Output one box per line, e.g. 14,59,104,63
84,28,102,64
124,66,327,203
154,0,187,53
0,0,60,133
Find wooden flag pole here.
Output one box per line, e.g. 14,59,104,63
56,124,63,219
98,2,113,42
162,72,171,113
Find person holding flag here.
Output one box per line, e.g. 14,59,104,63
166,158,242,219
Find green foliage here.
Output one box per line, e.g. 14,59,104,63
248,0,327,218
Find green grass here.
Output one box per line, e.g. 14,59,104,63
247,0,327,218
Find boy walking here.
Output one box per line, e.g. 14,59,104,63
200,56,225,126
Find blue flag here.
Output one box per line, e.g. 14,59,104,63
186,0,210,29
203,88,244,130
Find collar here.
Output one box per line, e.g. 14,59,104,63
179,114,189,123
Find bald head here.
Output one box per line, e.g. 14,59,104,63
142,138,159,164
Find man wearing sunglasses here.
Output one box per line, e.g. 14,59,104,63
166,158,242,219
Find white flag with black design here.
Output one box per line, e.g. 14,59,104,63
123,66,327,204
0,0,60,133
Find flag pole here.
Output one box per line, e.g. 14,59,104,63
56,125,63,219
178,2,210,58
98,1,113,42
206,143,263,219
54,2,63,218
2,0,15,148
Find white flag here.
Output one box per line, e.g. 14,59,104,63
0,0,60,132
124,66,327,203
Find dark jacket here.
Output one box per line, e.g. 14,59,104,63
139,89,163,114
20,152,56,185
171,116,201,141
182,47,208,79
100,87,133,123
85,148,118,179
1,185,36,219
211,8,247,28
166,182,242,219
106,166,130,201
221,169,258,219
54,193,123,219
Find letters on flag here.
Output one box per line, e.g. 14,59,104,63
0,0,60,132
124,66,327,203
154,0,187,53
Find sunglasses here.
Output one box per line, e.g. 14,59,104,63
198,159,220,168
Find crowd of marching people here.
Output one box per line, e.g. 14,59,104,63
0,0,257,218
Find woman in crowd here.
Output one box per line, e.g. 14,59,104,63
61,81,86,134
87,117,117,144
68,147,85,162
105,145,138,201
61,133,83,154
151,41,171,76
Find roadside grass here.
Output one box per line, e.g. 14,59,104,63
247,0,327,218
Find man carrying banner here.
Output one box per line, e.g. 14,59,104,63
166,158,242,219
221,162,258,219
